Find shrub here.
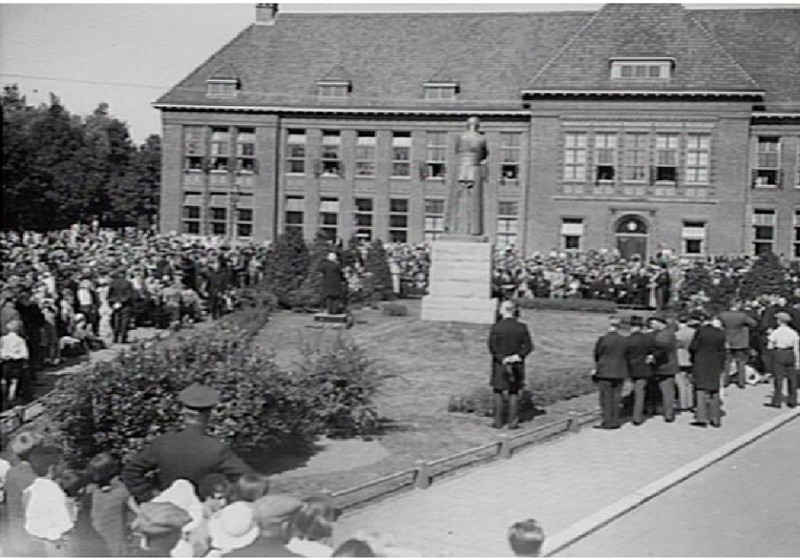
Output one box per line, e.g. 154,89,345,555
292,233,332,311
513,297,617,314
381,302,408,317
264,229,310,308
678,262,735,314
740,252,791,302
365,239,395,302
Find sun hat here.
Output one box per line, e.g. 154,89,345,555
132,502,192,536
252,494,303,531
207,502,259,552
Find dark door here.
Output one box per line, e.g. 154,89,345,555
617,236,647,260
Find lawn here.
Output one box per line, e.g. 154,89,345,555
250,300,611,500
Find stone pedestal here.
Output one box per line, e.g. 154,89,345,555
421,237,497,325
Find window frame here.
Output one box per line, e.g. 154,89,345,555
317,81,350,100
563,131,587,182
425,131,447,180
685,133,710,185
424,84,457,101
424,198,446,242
655,132,679,184
500,132,522,184
497,201,519,248
681,220,707,256
755,137,781,188
353,197,374,241
284,195,304,235
389,198,409,243
286,129,306,175
320,131,342,177
391,132,412,178
209,206,228,236
752,208,776,255
623,132,649,183
594,132,617,183
318,196,340,240
560,217,584,251
354,131,376,178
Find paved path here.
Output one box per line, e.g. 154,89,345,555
334,383,799,557
557,415,800,557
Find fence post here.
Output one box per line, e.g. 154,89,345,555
567,415,581,433
499,434,513,459
414,460,431,489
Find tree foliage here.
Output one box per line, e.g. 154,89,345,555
263,229,311,308
740,252,791,302
1,85,160,230
364,239,395,302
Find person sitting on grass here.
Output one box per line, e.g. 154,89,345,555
508,518,545,557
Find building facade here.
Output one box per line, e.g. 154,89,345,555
156,3,800,259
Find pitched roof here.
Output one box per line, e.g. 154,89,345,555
156,5,799,112
527,3,760,94
691,8,800,110
156,11,591,110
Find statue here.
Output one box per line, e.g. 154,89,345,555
446,116,489,236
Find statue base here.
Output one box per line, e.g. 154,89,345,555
421,238,497,325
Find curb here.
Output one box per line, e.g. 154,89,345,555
541,406,800,557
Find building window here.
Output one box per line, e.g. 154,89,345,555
655,133,678,183
319,197,339,240
353,197,373,241
500,132,521,183
564,132,587,181
184,126,206,171
425,131,447,179
497,201,519,248
389,198,409,242
182,205,201,235
560,217,584,251
752,209,776,255
236,208,253,238
320,131,342,177
686,133,710,184
236,128,256,173
754,137,781,187
681,221,707,255
209,207,227,236
209,127,231,172
355,131,376,177
286,130,306,174
285,196,304,235
317,81,349,99
624,132,649,182
391,132,411,177
424,198,445,241
795,210,800,258
610,59,672,80
424,84,457,100
594,132,617,182
206,79,238,98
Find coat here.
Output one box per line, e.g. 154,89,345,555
593,331,629,380
674,324,696,368
624,331,659,379
108,277,134,306
488,317,533,391
652,327,679,376
689,325,727,391
718,310,757,349
121,424,253,502
317,259,345,299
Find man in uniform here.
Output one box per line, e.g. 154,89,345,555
593,316,629,429
122,383,253,503
488,300,533,429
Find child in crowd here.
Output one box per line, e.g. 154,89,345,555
85,452,131,556
23,445,74,556
285,495,340,557
227,473,270,503
1,319,30,406
198,472,231,518
4,430,43,556
132,501,192,557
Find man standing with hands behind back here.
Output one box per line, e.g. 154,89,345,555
488,300,533,430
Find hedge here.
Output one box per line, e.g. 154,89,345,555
45,308,386,468
513,297,617,313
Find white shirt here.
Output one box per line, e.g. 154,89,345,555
768,325,799,350
1,332,29,360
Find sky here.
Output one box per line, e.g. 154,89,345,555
1,1,793,143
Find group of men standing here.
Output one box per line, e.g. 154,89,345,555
593,299,800,430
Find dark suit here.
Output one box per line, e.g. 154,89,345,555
625,331,658,424
594,330,629,428
205,268,230,319
690,324,727,425
318,259,345,314
718,310,757,387
121,424,253,502
653,327,679,421
108,277,134,343
488,317,533,428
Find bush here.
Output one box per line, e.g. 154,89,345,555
381,302,408,317
45,309,387,468
264,229,310,308
678,262,735,314
365,239,395,302
740,252,791,302
514,297,617,313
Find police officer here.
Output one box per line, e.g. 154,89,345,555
122,383,253,502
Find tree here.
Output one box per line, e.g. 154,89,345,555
263,229,310,308
365,239,395,302
740,252,790,302
111,134,161,228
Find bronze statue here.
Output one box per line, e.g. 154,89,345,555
446,116,488,237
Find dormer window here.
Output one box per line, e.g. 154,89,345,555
424,82,458,101
206,78,239,98
610,58,674,80
317,81,350,100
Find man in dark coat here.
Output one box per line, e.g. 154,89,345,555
122,384,253,503
689,313,728,427
649,312,679,422
719,301,757,388
205,260,230,320
593,316,629,429
108,269,134,343
624,315,660,425
488,300,533,429
654,263,671,311
317,252,345,315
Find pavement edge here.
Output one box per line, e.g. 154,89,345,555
541,407,800,557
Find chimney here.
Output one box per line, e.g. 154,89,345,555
255,3,278,25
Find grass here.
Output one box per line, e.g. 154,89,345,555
251,300,611,499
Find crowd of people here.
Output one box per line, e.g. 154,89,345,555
0,382,547,557
592,295,800,430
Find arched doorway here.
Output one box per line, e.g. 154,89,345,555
615,215,649,259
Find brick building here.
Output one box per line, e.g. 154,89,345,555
155,3,800,258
